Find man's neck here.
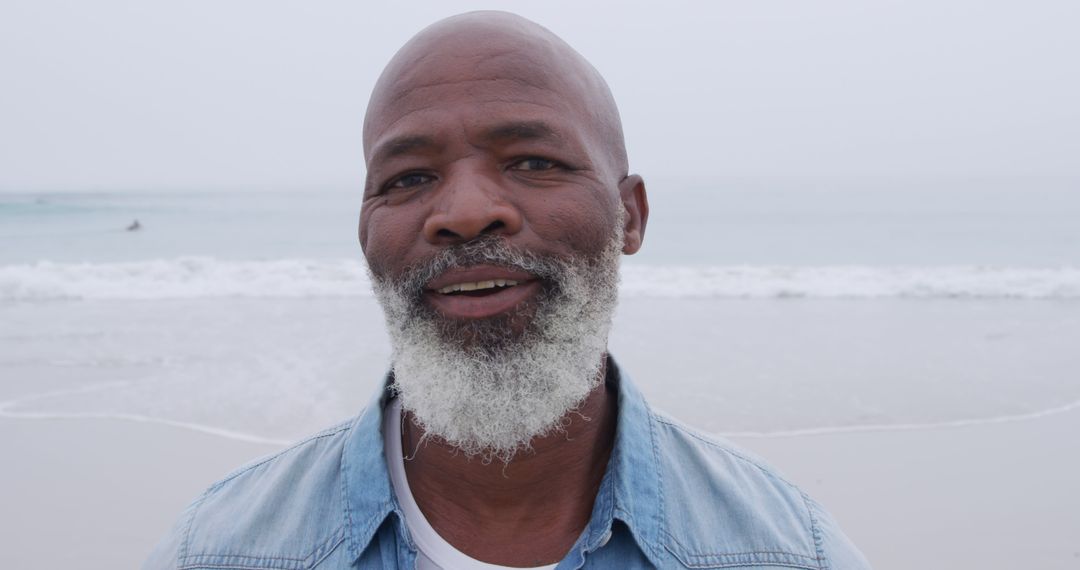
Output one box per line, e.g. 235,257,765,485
399,367,618,567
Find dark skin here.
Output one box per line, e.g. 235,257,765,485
359,12,649,566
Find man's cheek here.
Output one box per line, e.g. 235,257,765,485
539,210,614,256
362,216,416,275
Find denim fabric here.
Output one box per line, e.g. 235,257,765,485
145,359,870,569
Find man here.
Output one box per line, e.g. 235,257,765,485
147,11,870,570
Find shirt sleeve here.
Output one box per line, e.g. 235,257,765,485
808,497,873,569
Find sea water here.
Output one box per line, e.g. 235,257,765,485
2,178,1079,443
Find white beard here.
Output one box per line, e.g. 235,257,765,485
370,232,623,464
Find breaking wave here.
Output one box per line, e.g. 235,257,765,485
2,257,1079,301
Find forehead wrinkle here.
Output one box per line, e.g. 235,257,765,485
366,96,571,163
388,69,554,101
384,77,555,118
366,80,565,158
480,121,563,145
370,134,442,165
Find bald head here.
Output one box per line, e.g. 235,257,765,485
363,11,629,176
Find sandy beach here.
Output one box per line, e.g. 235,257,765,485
3,295,1078,568
3,401,1077,568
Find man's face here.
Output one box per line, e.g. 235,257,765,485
357,29,644,462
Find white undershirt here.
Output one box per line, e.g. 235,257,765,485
383,399,559,570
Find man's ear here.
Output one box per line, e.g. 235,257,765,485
617,174,649,255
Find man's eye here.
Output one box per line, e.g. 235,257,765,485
511,157,558,171
387,173,433,190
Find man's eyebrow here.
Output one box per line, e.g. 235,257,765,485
370,122,562,164
481,121,563,144
370,135,441,163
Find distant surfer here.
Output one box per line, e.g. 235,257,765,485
126,219,141,232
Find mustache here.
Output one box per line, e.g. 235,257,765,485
387,236,570,298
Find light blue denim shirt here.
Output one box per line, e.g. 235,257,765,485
146,359,870,569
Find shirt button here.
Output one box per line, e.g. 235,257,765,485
599,530,612,547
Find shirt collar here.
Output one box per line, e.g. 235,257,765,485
340,356,665,566
341,380,399,561
602,356,666,566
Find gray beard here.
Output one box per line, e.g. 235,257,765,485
369,233,623,464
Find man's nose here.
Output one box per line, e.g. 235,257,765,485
422,172,523,244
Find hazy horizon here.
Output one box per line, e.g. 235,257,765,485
3,0,1078,192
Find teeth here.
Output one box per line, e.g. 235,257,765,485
436,279,519,294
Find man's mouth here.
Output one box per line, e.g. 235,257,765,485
424,265,542,319
434,278,520,295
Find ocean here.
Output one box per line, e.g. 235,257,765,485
2,178,1079,444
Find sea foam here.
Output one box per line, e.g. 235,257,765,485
2,257,1079,301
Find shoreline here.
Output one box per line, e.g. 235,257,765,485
4,392,1080,446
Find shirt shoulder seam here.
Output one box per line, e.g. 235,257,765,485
644,399,668,564
801,493,830,570
178,484,212,562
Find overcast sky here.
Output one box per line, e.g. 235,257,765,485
1,0,1077,191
